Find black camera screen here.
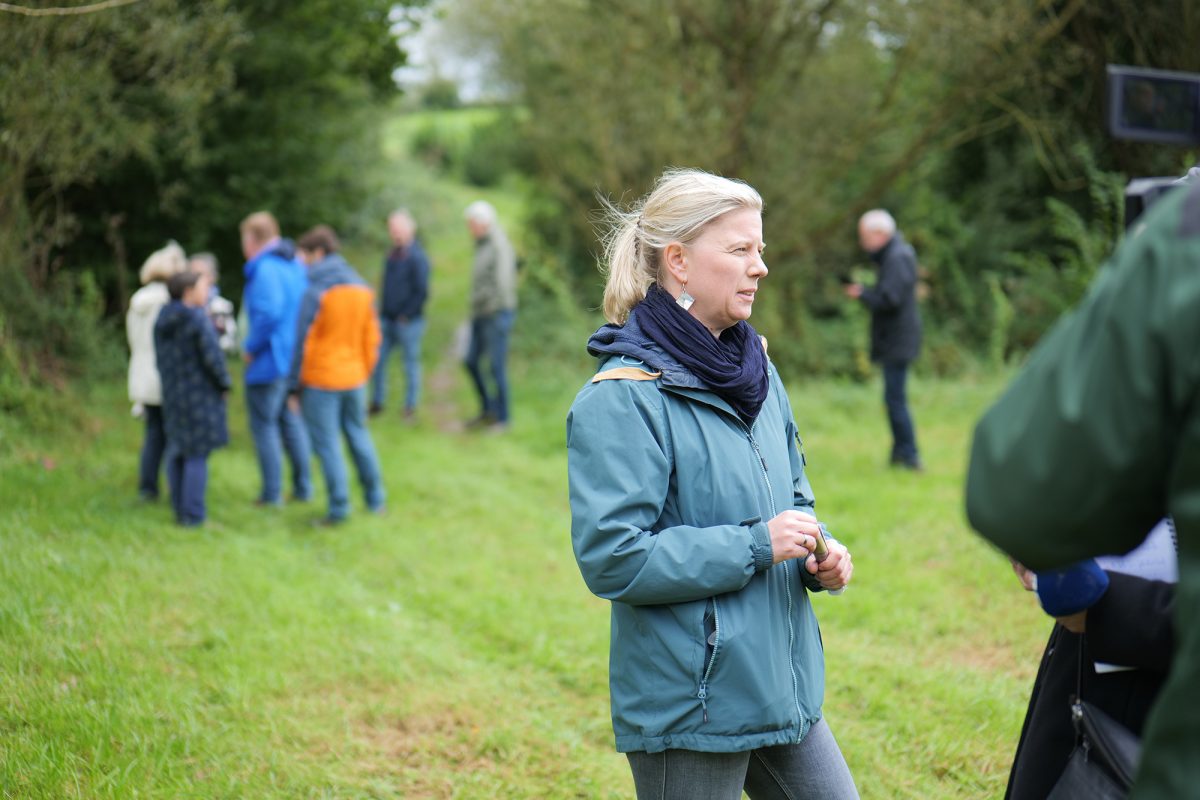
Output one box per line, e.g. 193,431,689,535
1108,65,1200,146
1121,79,1197,135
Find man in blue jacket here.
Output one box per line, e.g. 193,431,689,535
370,209,430,419
845,209,923,471
239,211,312,506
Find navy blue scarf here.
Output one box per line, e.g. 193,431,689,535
635,284,769,422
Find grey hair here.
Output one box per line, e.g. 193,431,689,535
598,168,763,324
139,240,187,285
388,208,417,231
464,200,496,226
859,209,897,235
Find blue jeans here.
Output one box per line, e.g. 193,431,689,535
246,379,312,504
138,404,166,498
301,385,385,520
464,309,516,423
625,718,859,800
882,360,919,464
166,445,208,526
371,316,425,412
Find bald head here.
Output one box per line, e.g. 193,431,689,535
858,209,896,253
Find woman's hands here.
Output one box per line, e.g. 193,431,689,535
767,510,854,590
768,510,823,564
804,540,853,591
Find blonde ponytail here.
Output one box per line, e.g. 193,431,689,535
599,202,652,324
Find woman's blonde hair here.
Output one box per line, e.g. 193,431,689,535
599,168,763,324
139,240,187,285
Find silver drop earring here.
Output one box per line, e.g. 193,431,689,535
677,281,694,311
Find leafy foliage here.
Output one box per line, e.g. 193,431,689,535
0,0,425,415
446,0,1200,375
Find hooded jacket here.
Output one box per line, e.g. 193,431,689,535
289,253,381,393
966,181,1200,800
126,281,171,406
153,301,231,456
242,239,307,385
566,309,830,754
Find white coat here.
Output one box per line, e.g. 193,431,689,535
126,281,170,406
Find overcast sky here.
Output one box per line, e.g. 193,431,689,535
391,2,496,102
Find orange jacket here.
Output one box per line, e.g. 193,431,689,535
289,255,381,391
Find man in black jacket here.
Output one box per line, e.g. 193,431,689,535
370,209,431,419
846,209,923,470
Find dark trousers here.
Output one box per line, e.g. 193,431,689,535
464,309,516,423
137,404,167,498
882,360,919,464
166,446,208,526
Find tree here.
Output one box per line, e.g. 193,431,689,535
448,0,1200,373
0,0,425,403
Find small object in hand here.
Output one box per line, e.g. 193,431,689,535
812,524,831,563
813,524,845,595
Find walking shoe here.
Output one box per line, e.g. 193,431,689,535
368,403,383,417
466,412,497,429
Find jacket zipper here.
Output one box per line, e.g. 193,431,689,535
698,599,720,723
744,422,804,743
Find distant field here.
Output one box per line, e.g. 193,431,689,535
0,108,1047,799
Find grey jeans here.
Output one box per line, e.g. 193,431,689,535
625,718,859,800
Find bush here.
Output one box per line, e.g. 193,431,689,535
409,119,465,174
420,78,462,110
0,261,121,431
461,114,532,188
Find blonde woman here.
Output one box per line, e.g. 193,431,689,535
567,169,857,799
126,241,187,501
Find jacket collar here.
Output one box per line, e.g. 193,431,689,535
588,310,751,423
869,232,903,264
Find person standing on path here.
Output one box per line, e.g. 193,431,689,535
154,269,232,526
127,241,187,502
370,209,430,420
290,226,385,525
567,168,857,800
844,209,923,471
239,211,313,506
463,200,517,431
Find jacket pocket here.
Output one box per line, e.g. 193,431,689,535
698,597,721,723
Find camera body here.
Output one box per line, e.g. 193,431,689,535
1107,65,1200,225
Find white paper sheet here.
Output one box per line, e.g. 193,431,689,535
1095,518,1178,584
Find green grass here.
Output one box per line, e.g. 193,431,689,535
0,109,1049,799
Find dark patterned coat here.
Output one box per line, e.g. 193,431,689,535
154,301,231,456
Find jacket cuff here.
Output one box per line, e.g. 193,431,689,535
750,521,775,572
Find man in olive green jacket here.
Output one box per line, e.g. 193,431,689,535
966,181,1200,800
463,200,517,429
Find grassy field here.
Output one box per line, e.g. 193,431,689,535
0,110,1049,799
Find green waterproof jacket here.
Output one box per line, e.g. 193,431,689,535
966,182,1200,800
567,316,829,754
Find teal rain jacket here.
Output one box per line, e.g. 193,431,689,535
567,312,830,754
